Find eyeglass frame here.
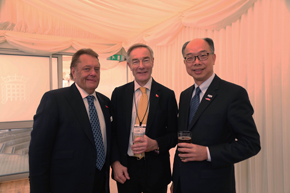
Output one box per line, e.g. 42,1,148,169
184,52,213,63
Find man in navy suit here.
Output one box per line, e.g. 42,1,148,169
111,43,178,193
171,38,261,193
29,49,111,193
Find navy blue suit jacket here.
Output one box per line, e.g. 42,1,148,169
172,75,260,193
111,79,178,189
29,83,111,193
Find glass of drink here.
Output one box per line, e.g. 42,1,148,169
178,131,192,160
178,131,192,143
133,126,146,159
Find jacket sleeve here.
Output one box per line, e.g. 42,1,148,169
209,87,261,168
155,90,178,154
29,92,59,193
110,88,121,165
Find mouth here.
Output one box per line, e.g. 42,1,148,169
86,79,96,82
137,71,148,75
193,68,204,74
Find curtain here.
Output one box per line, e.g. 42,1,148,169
148,0,290,192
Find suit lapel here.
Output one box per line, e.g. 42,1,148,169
125,82,134,134
184,85,194,130
66,83,95,146
96,92,111,160
146,79,160,134
188,76,220,130
96,92,110,132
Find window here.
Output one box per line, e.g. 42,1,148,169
0,52,127,181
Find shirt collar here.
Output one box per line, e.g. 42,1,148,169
195,73,215,93
75,83,97,99
134,77,152,92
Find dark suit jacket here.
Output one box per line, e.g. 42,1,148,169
111,79,178,189
172,75,260,193
29,83,111,193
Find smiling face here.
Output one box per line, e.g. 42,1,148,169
71,54,100,94
128,47,154,86
184,39,216,86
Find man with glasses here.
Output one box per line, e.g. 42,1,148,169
171,38,261,193
111,43,178,193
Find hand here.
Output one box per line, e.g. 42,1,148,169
131,135,158,153
170,183,173,193
112,161,130,184
178,143,208,162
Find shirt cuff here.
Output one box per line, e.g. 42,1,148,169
206,147,211,162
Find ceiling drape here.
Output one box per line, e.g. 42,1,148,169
0,0,256,57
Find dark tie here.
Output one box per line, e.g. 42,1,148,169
87,95,105,170
188,87,201,125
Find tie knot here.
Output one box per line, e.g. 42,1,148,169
87,95,95,103
195,87,201,95
140,87,146,94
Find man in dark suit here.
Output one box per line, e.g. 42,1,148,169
111,43,178,193
29,49,111,193
171,38,261,193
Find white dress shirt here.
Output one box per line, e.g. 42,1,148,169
192,73,215,161
127,77,152,156
75,83,107,156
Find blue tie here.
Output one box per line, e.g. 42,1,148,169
188,87,201,125
87,95,105,170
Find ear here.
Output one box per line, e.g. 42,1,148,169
71,67,76,80
151,58,154,68
127,62,133,71
212,54,216,65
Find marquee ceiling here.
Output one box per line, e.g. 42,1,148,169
0,0,256,56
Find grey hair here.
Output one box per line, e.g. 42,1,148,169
126,43,154,62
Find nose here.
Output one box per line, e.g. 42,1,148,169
89,69,97,76
139,61,145,68
193,56,201,66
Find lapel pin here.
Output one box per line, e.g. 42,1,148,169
156,94,159,97
207,94,212,98
105,105,109,108
205,98,211,101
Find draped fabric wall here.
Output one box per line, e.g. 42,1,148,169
132,0,289,192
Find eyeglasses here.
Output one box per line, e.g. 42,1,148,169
184,52,212,63
131,58,151,66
